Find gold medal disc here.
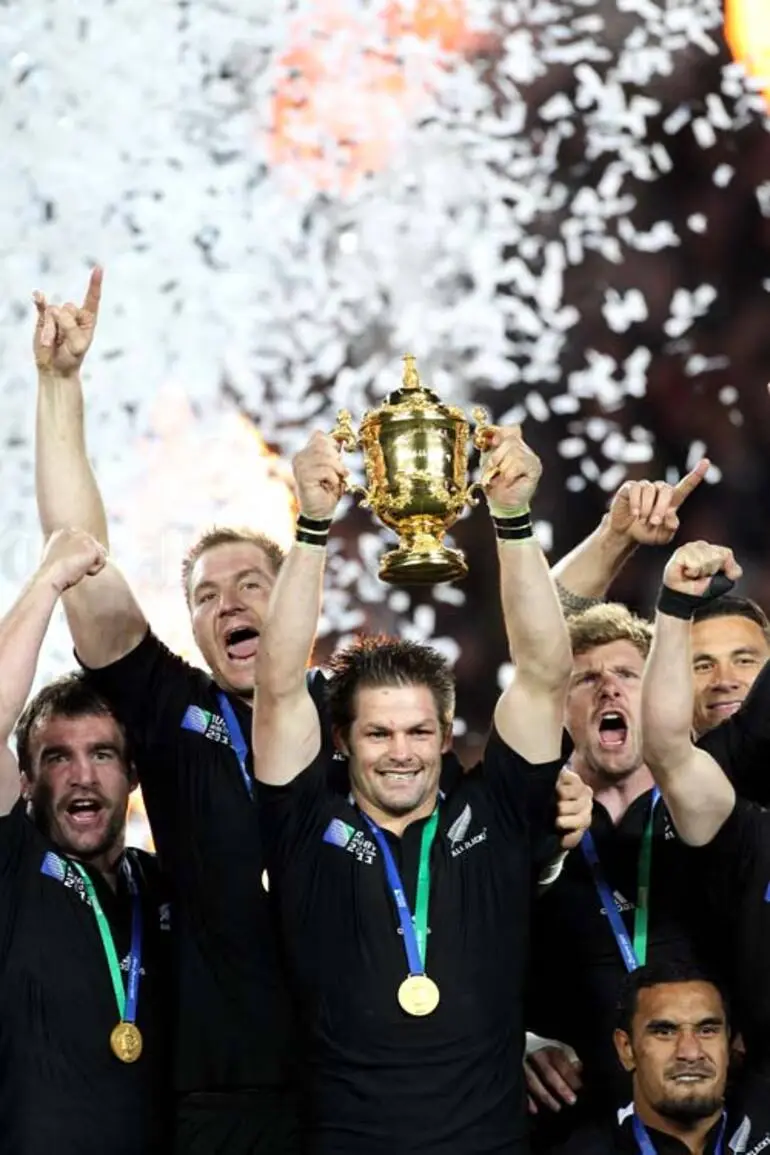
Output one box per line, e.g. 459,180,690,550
110,1021,144,1063
398,974,440,1017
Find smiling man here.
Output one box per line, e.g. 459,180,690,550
689,596,770,736
527,605,716,1133
33,270,307,1153
553,961,769,1155
252,425,591,1154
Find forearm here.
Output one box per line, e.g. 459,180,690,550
0,573,60,743
36,373,109,545
641,612,695,772
551,514,636,601
255,542,325,700
499,540,572,691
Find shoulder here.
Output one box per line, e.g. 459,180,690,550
552,1120,616,1155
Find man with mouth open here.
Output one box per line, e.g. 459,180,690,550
0,528,171,1155
33,271,311,1152
526,605,718,1135
252,424,593,1154
554,960,769,1155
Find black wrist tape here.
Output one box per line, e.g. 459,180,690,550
492,511,534,542
295,514,332,547
656,572,735,620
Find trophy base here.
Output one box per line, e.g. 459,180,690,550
378,543,468,585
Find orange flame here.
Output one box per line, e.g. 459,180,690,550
725,0,770,107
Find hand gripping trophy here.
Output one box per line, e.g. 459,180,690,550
332,354,491,584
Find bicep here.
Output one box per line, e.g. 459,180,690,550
494,673,567,765
253,686,323,787
659,748,736,847
0,747,19,817
63,561,147,668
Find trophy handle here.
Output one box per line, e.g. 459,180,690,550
330,409,373,507
331,409,358,452
471,405,494,452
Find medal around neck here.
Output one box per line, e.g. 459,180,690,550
330,354,491,585
110,1021,144,1064
398,974,441,1017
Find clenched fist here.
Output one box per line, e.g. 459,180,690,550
481,425,542,513
555,767,593,850
293,431,348,521
33,267,102,378
662,541,742,598
38,529,107,595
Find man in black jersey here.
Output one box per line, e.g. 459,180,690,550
253,425,592,1154
0,528,171,1155
33,269,304,1152
642,539,770,1129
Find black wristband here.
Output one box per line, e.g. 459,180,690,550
295,514,331,548
492,511,534,542
656,572,736,620
296,514,333,532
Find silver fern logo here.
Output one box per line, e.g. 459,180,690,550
447,804,472,845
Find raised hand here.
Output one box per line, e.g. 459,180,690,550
662,540,742,598
33,267,103,378
555,767,593,850
481,425,542,513
38,529,107,595
608,459,709,547
293,431,349,521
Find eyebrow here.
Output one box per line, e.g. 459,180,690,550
692,646,764,663
646,1016,724,1031
194,567,272,595
39,742,122,760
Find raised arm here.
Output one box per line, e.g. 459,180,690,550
253,432,347,786
0,530,106,814
33,269,147,668
551,462,709,610
484,426,572,763
641,541,741,846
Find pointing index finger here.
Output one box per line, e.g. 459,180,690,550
671,458,709,508
81,266,103,316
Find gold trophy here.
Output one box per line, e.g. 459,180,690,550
332,354,491,584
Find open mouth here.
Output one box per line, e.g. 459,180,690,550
224,626,260,662
669,1072,710,1084
597,711,628,749
64,798,105,827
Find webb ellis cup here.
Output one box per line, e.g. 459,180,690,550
332,354,491,585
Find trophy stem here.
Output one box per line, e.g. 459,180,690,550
378,518,468,586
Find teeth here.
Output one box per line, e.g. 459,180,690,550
382,771,418,779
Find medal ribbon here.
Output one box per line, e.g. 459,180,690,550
73,859,143,1025
217,691,253,798
580,788,660,972
632,1111,725,1155
361,808,439,974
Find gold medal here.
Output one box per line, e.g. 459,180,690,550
398,974,440,1017
110,1021,144,1064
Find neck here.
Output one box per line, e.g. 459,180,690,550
577,762,655,825
74,841,125,892
636,1100,722,1155
354,791,438,837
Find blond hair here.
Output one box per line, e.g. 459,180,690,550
568,602,652,660
181,526,285,604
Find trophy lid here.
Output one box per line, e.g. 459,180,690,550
379,354,455,414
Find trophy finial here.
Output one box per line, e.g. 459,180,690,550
402,353,421,392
